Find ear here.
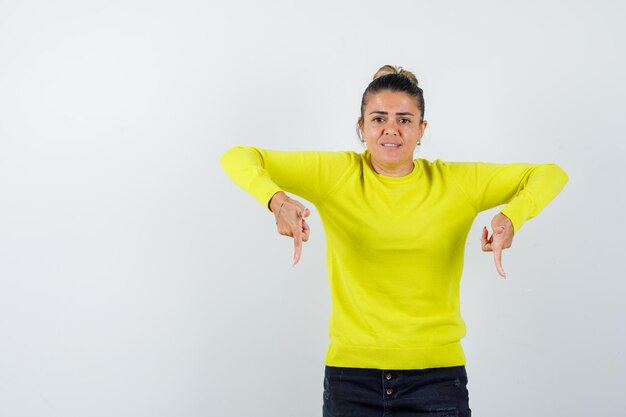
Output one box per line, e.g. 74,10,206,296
419,119,428,136
357,118,365,138
355,120,365,143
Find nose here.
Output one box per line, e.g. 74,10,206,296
384,126,398,135
384,120,399,135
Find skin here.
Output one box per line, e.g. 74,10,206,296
269,193,310,266
270,89,514,277
482,213,514,278
358,90,427,177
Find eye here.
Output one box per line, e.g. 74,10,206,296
371,117,385,123
399,118,411,124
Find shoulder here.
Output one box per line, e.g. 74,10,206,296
315,150,362,162
303,150,362,170
419,159,507,174
414,158,469,173
232,147,361,168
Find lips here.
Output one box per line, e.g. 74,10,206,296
381,143,401,148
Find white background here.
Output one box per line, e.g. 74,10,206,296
1,1,624,416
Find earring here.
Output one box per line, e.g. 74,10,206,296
358,131,366,145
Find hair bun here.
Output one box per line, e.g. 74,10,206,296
373,65,419,86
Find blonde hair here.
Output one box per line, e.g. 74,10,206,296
372,65,419,86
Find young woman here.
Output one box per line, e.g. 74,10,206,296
220,65,568,417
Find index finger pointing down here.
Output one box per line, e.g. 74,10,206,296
292,219,303,266
493,246,506,278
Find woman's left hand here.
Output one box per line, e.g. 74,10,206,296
480,213,514,278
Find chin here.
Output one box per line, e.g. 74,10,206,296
379,154,409,165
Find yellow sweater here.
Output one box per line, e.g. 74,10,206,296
220,146,568,370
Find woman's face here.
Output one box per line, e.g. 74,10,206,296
359,90,427,177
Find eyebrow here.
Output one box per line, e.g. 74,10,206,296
369,111,415,116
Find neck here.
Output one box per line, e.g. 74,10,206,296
370,159,415,177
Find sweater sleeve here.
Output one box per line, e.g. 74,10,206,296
219,146,357,209
444,161,569,233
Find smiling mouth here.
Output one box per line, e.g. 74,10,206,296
381,143,401,148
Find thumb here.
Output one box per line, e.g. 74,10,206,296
494,225,505,235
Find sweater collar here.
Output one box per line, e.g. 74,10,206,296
363,150,421,184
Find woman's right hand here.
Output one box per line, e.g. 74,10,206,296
269,192,311,266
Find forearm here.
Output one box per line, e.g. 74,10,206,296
220,146,284,209
499,163,568,232
221,146,356,209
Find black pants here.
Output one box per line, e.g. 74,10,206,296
322,365,471,417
